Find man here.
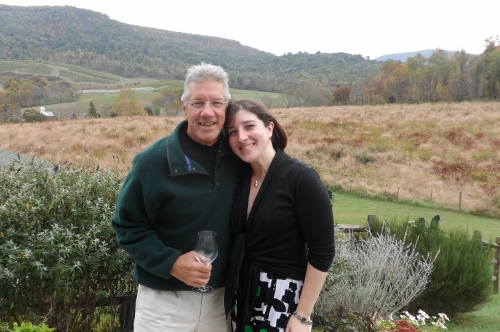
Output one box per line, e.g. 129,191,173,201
112,63,242,331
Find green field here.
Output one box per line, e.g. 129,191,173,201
332,192,500,240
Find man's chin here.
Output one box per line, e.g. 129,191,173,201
199,134,219,146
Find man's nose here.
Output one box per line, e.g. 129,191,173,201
199,103,216,116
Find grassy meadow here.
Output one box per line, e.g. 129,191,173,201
3,101,499,220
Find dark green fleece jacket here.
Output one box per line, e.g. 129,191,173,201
112,121,242,291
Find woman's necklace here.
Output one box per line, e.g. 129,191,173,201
253,175,264,188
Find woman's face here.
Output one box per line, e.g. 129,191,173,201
226,109,274,164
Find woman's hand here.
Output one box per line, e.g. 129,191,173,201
285,314,312,332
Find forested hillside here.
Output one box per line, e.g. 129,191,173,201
0,4,498,116
0,4,380,94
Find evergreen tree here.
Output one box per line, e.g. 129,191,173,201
88,101,99,118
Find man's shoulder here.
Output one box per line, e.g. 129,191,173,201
133,136,169,165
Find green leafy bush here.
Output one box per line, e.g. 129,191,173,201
371,218,493,317
6,322,54,332
0,161,133,331
22,109,46,123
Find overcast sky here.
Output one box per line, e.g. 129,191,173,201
1,0,498,59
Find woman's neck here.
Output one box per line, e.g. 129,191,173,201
250,147,276,179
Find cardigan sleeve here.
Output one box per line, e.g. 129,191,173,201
294,167,335,272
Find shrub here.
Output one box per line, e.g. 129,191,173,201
22,109,46,123
5,322,54,332
371,218,493,317
0,161,134,331
316,226,437,324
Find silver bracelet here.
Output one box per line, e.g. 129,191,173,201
293,312,312,325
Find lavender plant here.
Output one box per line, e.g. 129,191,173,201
317,225,438,322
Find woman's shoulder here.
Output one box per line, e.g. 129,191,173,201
280,152,313,173
276,152,323,186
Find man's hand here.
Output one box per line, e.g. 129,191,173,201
170,251,212,287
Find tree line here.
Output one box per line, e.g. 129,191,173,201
0,74,78,122
347,37,500,104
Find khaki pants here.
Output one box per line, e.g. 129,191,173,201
134,285,228,332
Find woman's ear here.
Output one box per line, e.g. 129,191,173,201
268,121,275,137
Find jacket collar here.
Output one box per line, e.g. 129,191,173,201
166,121,230,176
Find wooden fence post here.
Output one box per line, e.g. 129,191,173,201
494,237,500,294
367,214,376,230
474,231,499,294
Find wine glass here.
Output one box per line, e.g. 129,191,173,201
193,230,218,294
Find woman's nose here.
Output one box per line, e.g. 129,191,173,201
238,131,247,141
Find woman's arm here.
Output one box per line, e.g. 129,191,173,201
286,263,327,331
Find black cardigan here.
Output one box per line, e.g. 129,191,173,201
224,149,335,329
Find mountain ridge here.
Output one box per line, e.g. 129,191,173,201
0,4,381,94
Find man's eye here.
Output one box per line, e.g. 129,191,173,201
212,101,225,108
191,101,205,108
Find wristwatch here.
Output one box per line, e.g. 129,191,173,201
293,312,313,325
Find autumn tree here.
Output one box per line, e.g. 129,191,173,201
448,50,475,101
109,89,147,116
153,87,182,112
4,79,34,108
427,49,454,101
485,48,500,99
333,86,351,104
406,53,429,102
378,60,411,103
361,73,385,104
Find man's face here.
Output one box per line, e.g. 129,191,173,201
182,79,227,146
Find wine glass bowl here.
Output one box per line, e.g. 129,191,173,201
193,230,218,294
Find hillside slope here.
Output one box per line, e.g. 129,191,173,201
0,5,380,92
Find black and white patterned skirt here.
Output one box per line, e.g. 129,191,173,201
231,270,309,332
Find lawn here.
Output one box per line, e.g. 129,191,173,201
447,293,500,332
332,192,500,241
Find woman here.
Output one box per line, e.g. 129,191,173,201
224,99,335,332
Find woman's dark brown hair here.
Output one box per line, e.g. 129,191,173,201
225,99,288,150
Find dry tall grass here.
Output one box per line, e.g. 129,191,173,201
1,102,499,217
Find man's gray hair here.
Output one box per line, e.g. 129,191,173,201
181,62,231,103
